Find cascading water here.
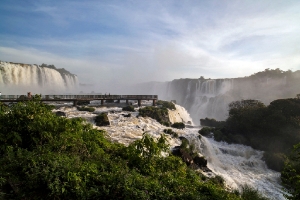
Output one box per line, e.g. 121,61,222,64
168,104,194,125
0,61,78,93
184,132,286,200
52,101,287,199
141,71,300,123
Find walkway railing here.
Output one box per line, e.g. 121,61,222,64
0,95,158,100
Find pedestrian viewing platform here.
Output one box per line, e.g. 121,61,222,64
0,94,158,106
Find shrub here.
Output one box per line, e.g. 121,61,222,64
95,113,110,126
156,100,176,110
122,105,135,112
171,122,185,129
77,106,95,112
198,127,214,136
281,143,300,199
139,106,170,126
240,185,268,200
200,118,225,128
163,129,178,138
210,175,225,187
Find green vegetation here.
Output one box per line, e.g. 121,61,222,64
200,117,225,128
171,122,185,129
77,106,95,112
122,105,135,112
94,113,110,126
139,106,171,126
240,185,269,200
157,100,176,110
281,143,300,199
0,98,255,199
203,98,300,172
163,129,178,138
198,127,214,137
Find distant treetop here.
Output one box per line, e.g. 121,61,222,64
248,68,292,79
40,63,75,76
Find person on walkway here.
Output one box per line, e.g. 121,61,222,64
0,92,1,99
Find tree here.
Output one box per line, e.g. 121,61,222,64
281,143,300,199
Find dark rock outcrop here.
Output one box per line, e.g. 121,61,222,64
122,113,131,117
193,155,207,168
55,111,66,117
95,113,110,126
172,137,209,170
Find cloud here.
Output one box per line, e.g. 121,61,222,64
0,0,300,94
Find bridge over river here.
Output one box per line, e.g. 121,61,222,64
0,94,158,106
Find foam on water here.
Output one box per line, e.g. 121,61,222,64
53,104,287,199
169,104,194,125
184,131,286,200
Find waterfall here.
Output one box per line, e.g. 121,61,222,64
184,132,285,200
168,104,194,125
0,61,78,94
142,72,299,123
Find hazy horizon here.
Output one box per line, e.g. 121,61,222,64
1,0,300,93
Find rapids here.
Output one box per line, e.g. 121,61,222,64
53,102,286,199
184,132,285,200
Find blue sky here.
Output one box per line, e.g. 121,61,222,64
1,0,300,91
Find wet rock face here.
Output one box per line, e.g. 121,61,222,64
193,156,207,167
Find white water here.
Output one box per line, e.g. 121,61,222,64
53,104,189,146
184,132,285,200
52,103,286,199
0,61,78,93
168,104,194,125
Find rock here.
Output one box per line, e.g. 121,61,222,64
171,146,181,157
55,111,66,117
95,113,110,126
122,113,131,117
122,105,135,112
171,146,194,166
179,148,194,165
193,156,207,168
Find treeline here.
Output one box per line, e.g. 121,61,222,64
200,98,300,199
0,97,268,199
40,63,75,76
200,98,300,171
